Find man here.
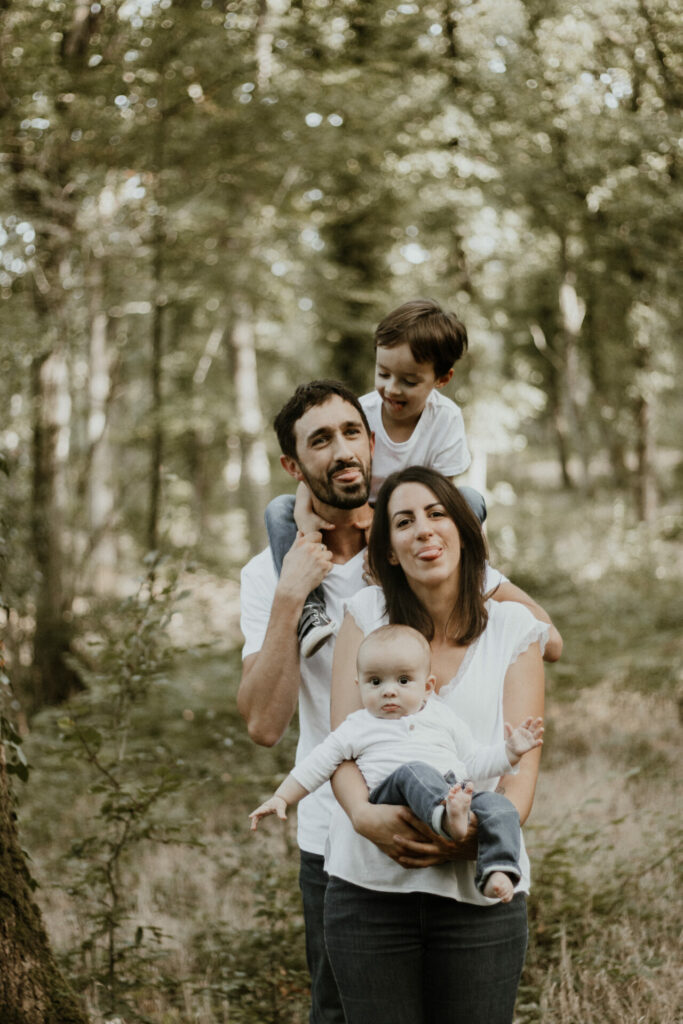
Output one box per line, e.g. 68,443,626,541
238,379,561,1024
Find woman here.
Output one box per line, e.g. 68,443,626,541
323,466,548,1024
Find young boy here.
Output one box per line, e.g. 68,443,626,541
249,624,544,903
266,299,483,657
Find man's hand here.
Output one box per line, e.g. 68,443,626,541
279,530,333,599
293,481,336,534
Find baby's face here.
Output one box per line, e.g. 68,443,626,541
356,640,434,720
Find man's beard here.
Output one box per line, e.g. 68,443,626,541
300,458,371,510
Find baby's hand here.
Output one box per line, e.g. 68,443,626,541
504,717,544,763
249,795,288,831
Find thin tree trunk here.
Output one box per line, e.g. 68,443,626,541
148,278,164,553
559,272,590,492
86,263,117,591
530,323,574,489
148,103,167,554
231,312,270,555
635,394,657,524
31,349,82,708
0,748,88,1023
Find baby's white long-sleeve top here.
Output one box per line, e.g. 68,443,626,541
291,695,514,795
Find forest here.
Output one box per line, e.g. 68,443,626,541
0,0,681,1021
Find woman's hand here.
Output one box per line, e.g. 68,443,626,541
353,803,479,868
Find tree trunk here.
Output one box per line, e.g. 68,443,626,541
231,312,270,555
558,273,591,492
31,349,82,709
0,750,88,1024
635,393,657,524
148,237,164,554
86,264,117,592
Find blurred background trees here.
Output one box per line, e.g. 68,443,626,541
1,2,680,1020
3,0,679,710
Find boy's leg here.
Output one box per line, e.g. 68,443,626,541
369,762,454,837
264,494,298,574
457,485,487,525
469,791,521,893
264,494,334,657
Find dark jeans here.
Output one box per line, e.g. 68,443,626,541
369,762,521,891
298,849,346,1024
325,879,528,1024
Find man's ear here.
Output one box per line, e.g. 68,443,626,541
434,368,454,390
280,454,304,482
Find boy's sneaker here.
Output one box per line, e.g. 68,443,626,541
298,604,336,658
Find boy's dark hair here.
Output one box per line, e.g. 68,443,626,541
374,299,468,378
273,379,372,461
368,466,489,646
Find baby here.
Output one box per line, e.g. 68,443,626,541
249,623,543,902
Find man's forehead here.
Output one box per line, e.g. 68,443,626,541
294,395,364,442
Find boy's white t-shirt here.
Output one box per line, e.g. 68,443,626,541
359,389,471,502
240,546,367,855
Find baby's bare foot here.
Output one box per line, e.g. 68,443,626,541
444,782,473,840
483,871,515,902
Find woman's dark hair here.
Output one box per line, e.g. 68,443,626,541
368,466,489,646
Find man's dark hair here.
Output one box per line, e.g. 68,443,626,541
273,379,372,460
374,299,468,378
368,466,489,646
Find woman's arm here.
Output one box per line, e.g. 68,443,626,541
490,581,563,663
330,613,365,729
497,641,545,824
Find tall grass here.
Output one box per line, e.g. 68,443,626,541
16,482,682,1023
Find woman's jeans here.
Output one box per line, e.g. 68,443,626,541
324,879,527,1024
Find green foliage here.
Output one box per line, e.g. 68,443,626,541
52,560,200,1020
190,854,309,1024
520,809,682,1023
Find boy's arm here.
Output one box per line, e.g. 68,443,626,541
293,480,335,533
238,532,333,747
490,580,563,662
249,774,310,830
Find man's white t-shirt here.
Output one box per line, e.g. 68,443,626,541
240,552,507,857
240,547,366,855
359,389,471,502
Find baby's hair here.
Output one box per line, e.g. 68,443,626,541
374,299,468,378
357,623,431,670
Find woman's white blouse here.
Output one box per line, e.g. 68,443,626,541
323,587,548,906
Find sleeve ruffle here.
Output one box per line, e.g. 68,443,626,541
343,587,387,636
510,620,550,664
